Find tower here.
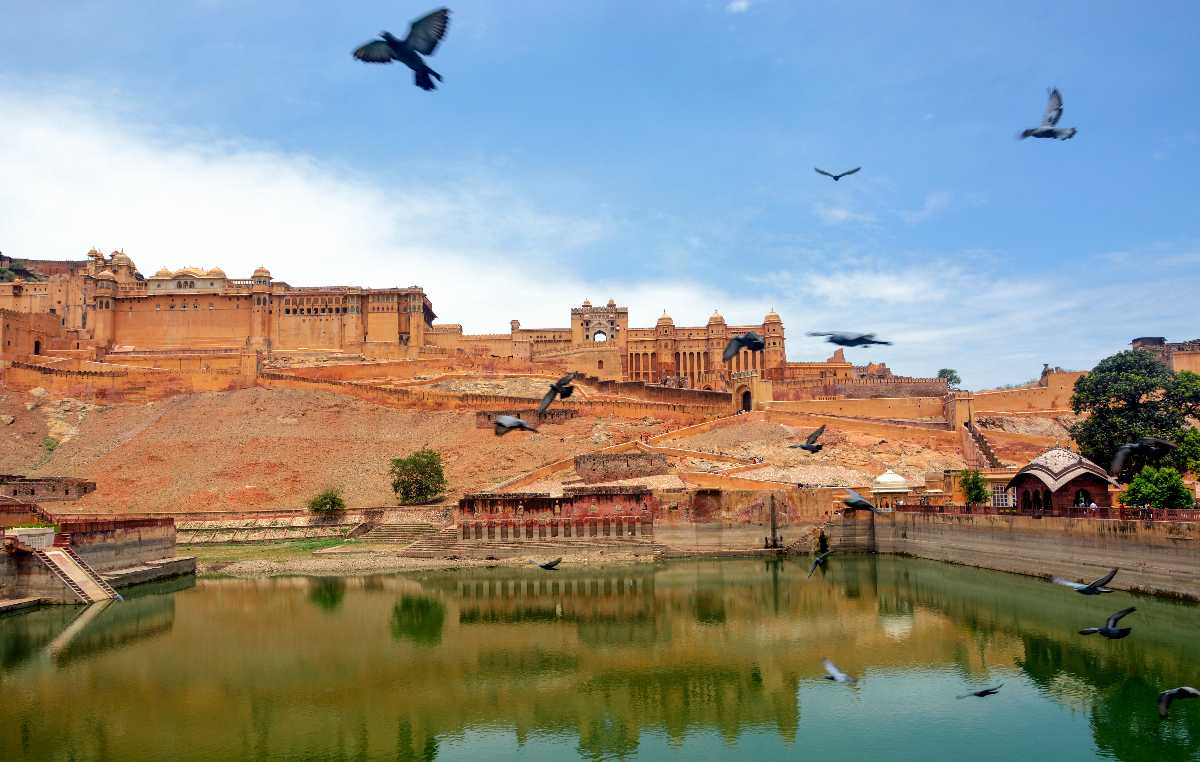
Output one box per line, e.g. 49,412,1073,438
762,310,785,370
91,270,117,347
250,266,272,349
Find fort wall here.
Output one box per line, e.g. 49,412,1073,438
574,452,670,483
764,395,948,420
61,518,177,573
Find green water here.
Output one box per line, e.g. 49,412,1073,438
2,558,1199,761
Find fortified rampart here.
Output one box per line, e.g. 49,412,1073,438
0,475,95,502
474,409,579,428
58,518,177,573
1,360,253,401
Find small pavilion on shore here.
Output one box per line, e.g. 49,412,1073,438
1005,447,1118,513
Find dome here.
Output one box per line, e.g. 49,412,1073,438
873,469,909,489
764,309,782,324
582,299,592,308
1006,447,1115,492
206,267,227,278
656,311,674,328
112,251,133,268
707,310,726,326
174,267,206,278
95,269,116,281
606,298,616,308
252,266,272,279
154,267,172,278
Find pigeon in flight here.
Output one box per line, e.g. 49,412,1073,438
537,372,581,415
807,332,892,348
1158,687,1200,719
1052,567,1118,595
1079,607,1136,639
1110,437,1177,482
842,488,880,514
790,425,826,453
808,550,832,578
353,7,451,91
723,332,766,363
814,166,861,182
494,415,538,436
822,658,855,683
957,683,1004,699
1018,87,1077,141
533,557,562,571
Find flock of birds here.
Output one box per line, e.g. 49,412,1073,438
355,3,1193,726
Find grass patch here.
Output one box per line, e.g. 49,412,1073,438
179,537,352,566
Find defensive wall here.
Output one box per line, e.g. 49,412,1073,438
866,512,1200,600
764,395,949,420
474,409,579,428
0,360,253,401
59,518,177,573
1,476,95,502
574,452,670,483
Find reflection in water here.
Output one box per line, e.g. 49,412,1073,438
307,577,346,612
392,595,445,646
0,559,1198,760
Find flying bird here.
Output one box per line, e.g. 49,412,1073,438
808,550,832,578
842,488,880,514
353,7,451,91
1079,607,1136,639
723,332,766,363
1018,87,1077,140
494,415,538,436
814,166,861,182
1110,437,1177,481
822,658,855,683
1158,687,1200,719
537,372,581,415
957,683,1004,699
807,332,892,348
790,424,826,453
533,557,562,571
1052,567,1118,595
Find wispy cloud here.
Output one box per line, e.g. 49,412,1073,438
812,202,876,226
725,0,752,13
901,191,951,224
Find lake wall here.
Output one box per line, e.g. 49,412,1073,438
872,512,1200,600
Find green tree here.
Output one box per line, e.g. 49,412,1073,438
937,368,962,387
307,487,346,514
1168,428,1200,476
960,469,990,509
1069,350,1200,466
390,449,447,505
1118,466,1194,510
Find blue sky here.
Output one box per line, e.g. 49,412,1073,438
1,1,1198,387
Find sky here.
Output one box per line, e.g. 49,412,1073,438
1,1,1198,388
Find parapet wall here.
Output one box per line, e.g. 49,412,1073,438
574,452,669,483
1,475,96,502
764,395,948,420
970,371,1085,413
1,360,252,401
61,518,177,572
875,512,1199,599
473,409,579,428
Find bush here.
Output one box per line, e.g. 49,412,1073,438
960,469,990,508
42,437,58,452
390,449,447,505
307,487,346,514
1119,466,1194,510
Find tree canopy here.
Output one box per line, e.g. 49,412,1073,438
1118,466,1194,510
937,368,962,387
1069,350,1200,466
1168,428,1200,476
390,449,447,505
960,469,990,507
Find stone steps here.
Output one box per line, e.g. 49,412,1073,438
359,523,438,545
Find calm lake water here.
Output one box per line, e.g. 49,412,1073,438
2,557,1199,761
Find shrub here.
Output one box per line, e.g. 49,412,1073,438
390,449,447,505
960,469,990,508
1119,466,1194,511
307,487,346,514
42,437,58,452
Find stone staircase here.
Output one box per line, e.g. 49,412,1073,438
402,527,465,558
964,421,1003,468
359,522,439,545
35,547,122,604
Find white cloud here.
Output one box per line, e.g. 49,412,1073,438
725,0,752,13
900,190,951,224
812,202,876,226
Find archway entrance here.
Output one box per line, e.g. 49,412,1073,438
740,389,752,412
33,340,41,355
592,330,608,343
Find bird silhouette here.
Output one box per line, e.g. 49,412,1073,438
532,557,562,571
353,8,450,91
814,166,861,181
1158,687,1200,719
723,332,766,363
1052,567,1118,595
822,658,855,683
842,488,880,514
957,683,1004,699
1110,437,1177,482
790,424,826,453
494,415,538,436
538,372,581,415
1018,87,1077,140
808,549,832,578
1079,607,1136,639
807,331,892,348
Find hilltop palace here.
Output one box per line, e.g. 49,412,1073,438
1,249,920,392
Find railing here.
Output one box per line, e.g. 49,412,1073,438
895,504,1200,522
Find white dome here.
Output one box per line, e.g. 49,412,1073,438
872,469,909,489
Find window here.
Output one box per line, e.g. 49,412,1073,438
991,485,1013,508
